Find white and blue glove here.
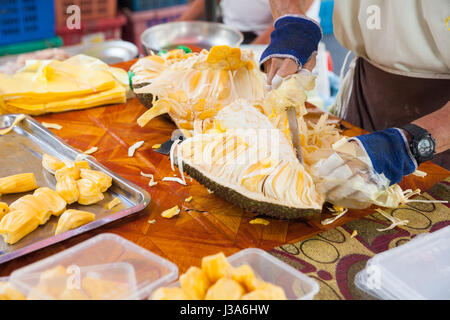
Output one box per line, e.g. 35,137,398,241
260,15,323,71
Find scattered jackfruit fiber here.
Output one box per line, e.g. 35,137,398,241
0,54,128,115
152,252,286,300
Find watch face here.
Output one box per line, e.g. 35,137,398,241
417,138,434,156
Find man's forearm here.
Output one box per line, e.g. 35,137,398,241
269,0,315,19
411,101,450,154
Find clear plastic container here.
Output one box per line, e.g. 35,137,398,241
151,248,319,300
355,226,450,300
9,233,178,300
0,276,27,300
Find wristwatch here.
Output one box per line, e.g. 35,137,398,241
401,124,436,165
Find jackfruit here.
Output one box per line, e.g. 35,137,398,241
59,288,90,300
77,178,104,205
79,169,112,192
231,264,256,292
55,174,79,204
179,266,210,300
161,205,180,218
241,283,286,300
205,278,244,300
42,154,65,174
0,173,38,195
0,282,26,300
74,160,90,170
9,194,52,225
30,265,71,299
55,166,80,181
151,287,187,300
33,187,66,216
55,209,95,235
0,210,40,244
201,252,231,284
0,202,9,220
81,277,130,300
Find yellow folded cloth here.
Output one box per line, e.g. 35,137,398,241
0,54,128,115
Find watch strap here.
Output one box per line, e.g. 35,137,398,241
401,123,429,139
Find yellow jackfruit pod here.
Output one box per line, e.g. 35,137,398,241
241,283,286,300
205,278,245,300
81,277,130,300
74,160,90,170
179,266,211,300
0,282,26,300
0,173,38,195
33,265,69,299
230,264,256,292
77,178,104,205
151,287,187,300
0,202,9,220
55,165,80,181
33,187,66,216
80,169,112,192
42,154,65,174
55,174,79,204
0,210,40,244
9,194,52,225
55,209,95,235
201,252,232,284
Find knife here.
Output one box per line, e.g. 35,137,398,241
271,74,304,164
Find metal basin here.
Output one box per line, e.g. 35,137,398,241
141,21,243,54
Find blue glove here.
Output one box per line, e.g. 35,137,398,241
260,15,323,69
354,128,417,185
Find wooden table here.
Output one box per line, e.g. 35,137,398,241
1,61,448,276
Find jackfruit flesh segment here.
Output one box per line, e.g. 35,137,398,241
231,264,256,292
0,202,9,220
0,173,38,195
9,194,52,225
56,174,79,204
241,283,287,300
151,287,187,300
179,267,211,300
55,166,80,181
201,252,232,284
55,209,95,235
81,277,130,300
76,179,104,205
0,210,40,244
0,282,26,300
205,278,244,300
33,187,66,216
74,160,90,170
79,169,112,193
42,154,65,174
137,99,171,127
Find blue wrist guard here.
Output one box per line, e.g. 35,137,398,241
354,128,418,185
260,15,323,69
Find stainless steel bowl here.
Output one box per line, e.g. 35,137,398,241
141,21,244,54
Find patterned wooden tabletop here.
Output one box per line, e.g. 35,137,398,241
1,61,448,276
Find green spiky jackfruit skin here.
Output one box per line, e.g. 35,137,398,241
183,163,322,221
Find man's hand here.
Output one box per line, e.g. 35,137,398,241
264,53,316,86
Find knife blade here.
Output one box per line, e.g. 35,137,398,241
286,107,304,164
154,132,185,155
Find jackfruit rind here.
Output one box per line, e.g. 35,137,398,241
183,163,321,220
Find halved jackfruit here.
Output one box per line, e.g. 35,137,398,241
201,252,231,284
205,277,245,300
9,194,52,225
0,173,38,195
76,178,104,205
55,209,95,235
179,266,211,300
33,187,66,216
55,174,79,204
151,287,187,300
0,210,40,244
79,169,112,192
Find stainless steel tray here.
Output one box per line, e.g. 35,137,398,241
0,114,151,264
